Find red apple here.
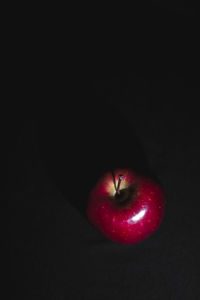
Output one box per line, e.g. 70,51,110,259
86,168,165,244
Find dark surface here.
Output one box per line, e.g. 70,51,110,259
6,71,200,299
5,6,200,300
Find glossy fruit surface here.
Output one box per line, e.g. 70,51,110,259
87,168,165,244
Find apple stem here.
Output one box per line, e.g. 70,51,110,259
116,174,123,195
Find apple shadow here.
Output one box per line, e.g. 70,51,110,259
37,100,159,217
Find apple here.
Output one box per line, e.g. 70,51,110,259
86,168,165,244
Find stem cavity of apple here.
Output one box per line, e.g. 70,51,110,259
116,174,123,195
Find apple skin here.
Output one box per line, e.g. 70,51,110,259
86,168,165,245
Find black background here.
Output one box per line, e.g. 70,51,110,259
5,3,200,299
